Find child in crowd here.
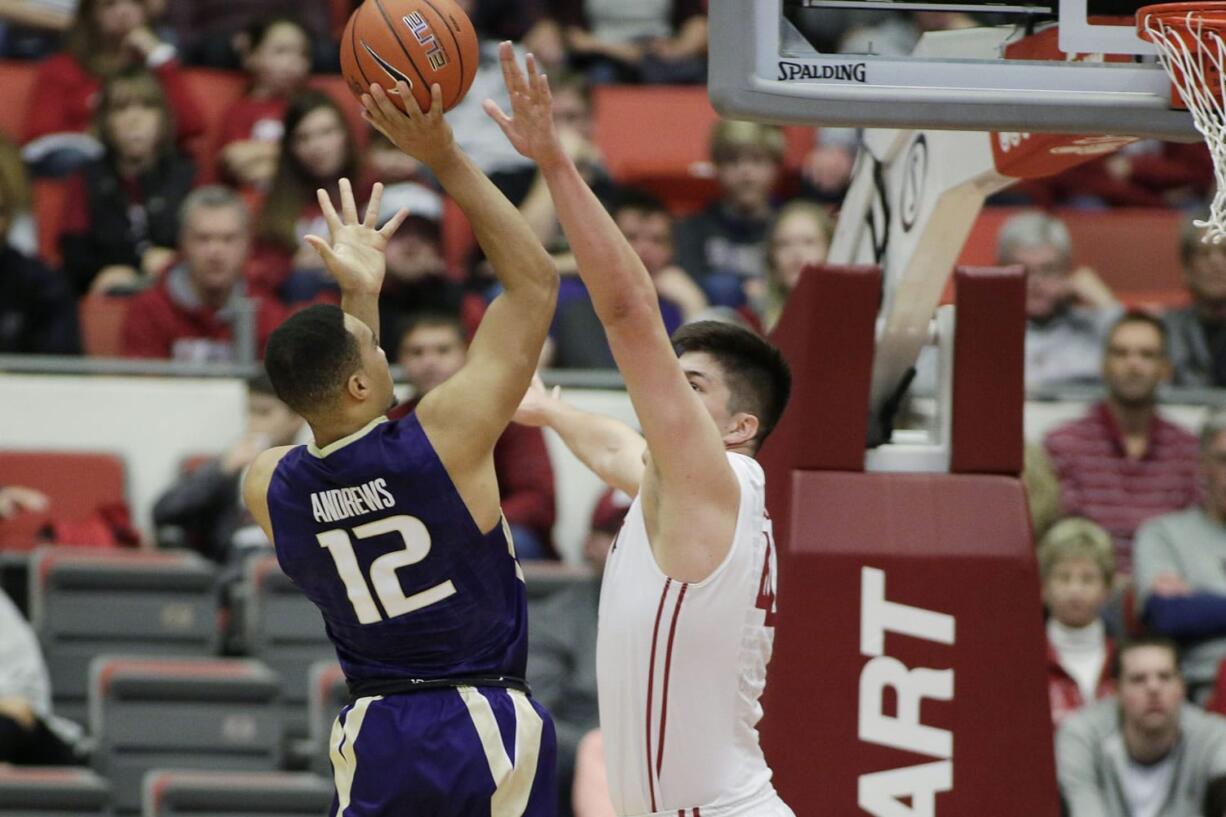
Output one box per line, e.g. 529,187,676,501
754,200,833,332
251,89,363,302
1040,517,1117,729
674,119,784,308
216,15,313,190
22,0,203,176
59,70,196,295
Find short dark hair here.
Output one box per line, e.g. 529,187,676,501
264,305,362,417
671,321,791,448
1107,309,1168,355
1112,636,1180,681
610,188,670,221
397,312,466,349
244,13,312,53
246,372,277,398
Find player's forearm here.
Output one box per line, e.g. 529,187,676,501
340,288,381,340
432,146,556,299
539,157,661,326
543,401,645,495
518,170,560,245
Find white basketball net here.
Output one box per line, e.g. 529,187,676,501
1144,8,1226,242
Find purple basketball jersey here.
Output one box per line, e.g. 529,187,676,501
266,413,528,685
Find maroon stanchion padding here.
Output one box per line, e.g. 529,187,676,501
761,264,881,547
760,471,1059,816
951,266,1026,475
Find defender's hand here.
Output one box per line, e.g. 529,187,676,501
362,81,459,170
305,179,408,295
513,374,562,427
483,42,566,168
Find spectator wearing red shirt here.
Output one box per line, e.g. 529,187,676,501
1039,517,1117,731
121,186,286,361
216,16,313,191
22,0,204,177
1045,312,1201,576
388,312,557,560
252,90,364,302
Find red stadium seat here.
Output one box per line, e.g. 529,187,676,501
182,69,248,184
592,84,814,214
78,294,131,357
0,450,127,551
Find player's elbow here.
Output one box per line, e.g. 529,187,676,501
509,258,560,306
601,291,660,330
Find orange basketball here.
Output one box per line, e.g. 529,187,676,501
340,0,479,113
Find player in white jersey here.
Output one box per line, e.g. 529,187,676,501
485,45,794,817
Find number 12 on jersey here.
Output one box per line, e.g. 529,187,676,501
317,514,456,624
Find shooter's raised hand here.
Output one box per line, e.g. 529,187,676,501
361,81,458,169
305,179,408,294
483,42,565,167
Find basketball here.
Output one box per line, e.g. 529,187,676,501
340,0,479,113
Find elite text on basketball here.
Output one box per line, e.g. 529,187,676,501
403,12,449,71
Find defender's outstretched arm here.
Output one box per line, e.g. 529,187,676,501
364,81,559,467
486,47,739,580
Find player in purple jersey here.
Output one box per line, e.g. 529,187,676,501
242,78,560,817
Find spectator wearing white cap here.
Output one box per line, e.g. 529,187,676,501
372,182,478,351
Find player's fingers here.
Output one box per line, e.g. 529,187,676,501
317,188,342,236
525,52,543,95
482,99,513,132
378,207,409,240
397,81,425,120
360,108,390,139
371,82,403,122
429,83,444,117
551,385,562,400
364,182,384,229
539,72,553,104
360,92,386,125
305,234,340,267
339,178,359,225
498,40,525,95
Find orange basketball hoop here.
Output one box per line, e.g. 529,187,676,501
1139,1,1226,241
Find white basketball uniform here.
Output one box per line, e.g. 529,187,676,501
596,452,794,817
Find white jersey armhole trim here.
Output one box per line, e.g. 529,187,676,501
637,452,759,590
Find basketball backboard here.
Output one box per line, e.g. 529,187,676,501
709,0,1198,138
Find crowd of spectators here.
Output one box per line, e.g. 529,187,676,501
4,2,1226,816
